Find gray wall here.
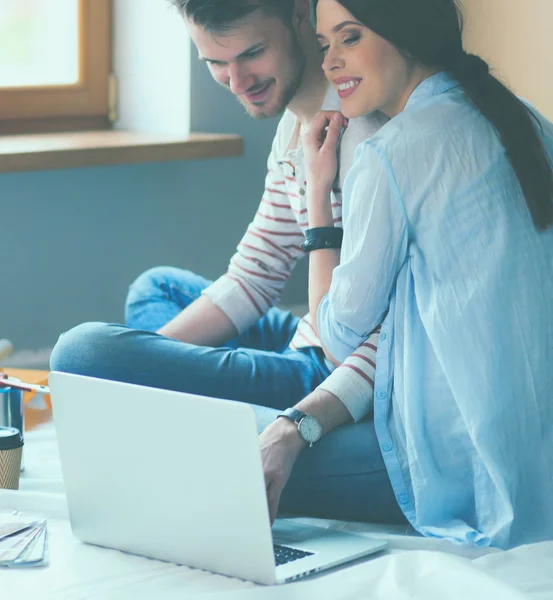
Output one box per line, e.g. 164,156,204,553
0,49,308,350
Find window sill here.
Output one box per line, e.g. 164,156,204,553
0,130,243,173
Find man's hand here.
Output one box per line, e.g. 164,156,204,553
259,417,306,525
260,390,352,524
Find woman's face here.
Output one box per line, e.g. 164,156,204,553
316,0,417,119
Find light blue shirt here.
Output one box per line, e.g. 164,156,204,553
317,72,553,550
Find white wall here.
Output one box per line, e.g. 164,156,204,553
462,0,553,120
113,0,191,134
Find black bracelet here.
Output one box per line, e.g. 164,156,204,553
300,227,343,252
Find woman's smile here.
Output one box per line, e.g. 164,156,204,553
333,76,362,99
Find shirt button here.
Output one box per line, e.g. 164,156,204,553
380,333,387,341
376,390,387,401
299,188,306,196
381,443,393,452
398,494,409,505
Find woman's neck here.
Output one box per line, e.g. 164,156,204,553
382,67,439,119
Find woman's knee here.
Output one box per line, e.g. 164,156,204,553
49,322,120,376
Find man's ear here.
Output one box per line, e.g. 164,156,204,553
292,0,312,27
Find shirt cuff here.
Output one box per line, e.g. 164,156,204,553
317,365,374,422
202,275,260,334
317,293,364,363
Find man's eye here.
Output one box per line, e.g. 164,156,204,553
245,48,265,59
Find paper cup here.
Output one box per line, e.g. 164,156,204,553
0,427,23,490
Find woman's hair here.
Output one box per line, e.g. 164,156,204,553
169,0,295,33
313,0,553,230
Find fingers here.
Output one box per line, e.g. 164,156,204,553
316,110,348,129
322,112,345,152
305,111,347,146
266,481,282,525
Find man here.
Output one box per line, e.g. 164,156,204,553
51,0,405,526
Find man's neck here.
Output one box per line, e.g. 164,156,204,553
287,61,329,126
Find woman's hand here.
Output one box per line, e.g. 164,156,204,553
303,111,348,195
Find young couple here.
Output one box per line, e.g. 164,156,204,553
51,0,553,550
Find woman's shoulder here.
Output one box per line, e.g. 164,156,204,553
358,89,490,162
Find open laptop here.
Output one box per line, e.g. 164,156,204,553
48,372,386,585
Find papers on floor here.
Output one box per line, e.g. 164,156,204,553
0,516,48,567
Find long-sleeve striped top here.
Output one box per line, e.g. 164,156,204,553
203,89,389,420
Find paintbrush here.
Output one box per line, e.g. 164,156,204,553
0,373,50,394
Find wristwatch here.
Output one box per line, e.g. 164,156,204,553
277,408,323,447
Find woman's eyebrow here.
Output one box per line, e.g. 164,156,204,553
316,19,363,40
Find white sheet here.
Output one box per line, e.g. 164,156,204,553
1,419,552,600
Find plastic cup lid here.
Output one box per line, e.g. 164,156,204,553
0,427,24,450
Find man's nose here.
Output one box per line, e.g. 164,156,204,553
228,62,255,95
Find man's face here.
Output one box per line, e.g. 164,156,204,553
187,10,307,119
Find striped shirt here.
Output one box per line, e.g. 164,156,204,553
203,88,388,420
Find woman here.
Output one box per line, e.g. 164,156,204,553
304,0,553,549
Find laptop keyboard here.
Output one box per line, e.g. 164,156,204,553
273,543,314,566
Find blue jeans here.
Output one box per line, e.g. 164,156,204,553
50,267,406,525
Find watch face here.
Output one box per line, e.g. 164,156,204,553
298,416,323,443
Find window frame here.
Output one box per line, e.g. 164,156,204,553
0,0,111,134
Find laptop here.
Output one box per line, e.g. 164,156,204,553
48,372,387,585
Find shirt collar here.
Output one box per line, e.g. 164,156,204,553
404,71,460,110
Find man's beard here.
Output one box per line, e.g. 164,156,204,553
242,37,307,119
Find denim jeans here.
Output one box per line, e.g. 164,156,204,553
50,266,406,525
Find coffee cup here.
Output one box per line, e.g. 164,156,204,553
0,427,24,489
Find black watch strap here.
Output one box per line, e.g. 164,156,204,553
277,407,306,424
300,227,343,252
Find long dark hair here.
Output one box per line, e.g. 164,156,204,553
313,0,553,230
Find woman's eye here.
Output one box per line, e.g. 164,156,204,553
319,45,330,54
343,34,360,45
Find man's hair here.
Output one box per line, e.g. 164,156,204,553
169,0,296,32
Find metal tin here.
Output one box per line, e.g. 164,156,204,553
0,383,24,472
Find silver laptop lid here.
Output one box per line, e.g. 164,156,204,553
49,372,278,584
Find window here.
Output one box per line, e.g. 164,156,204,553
0,0,111,134
0,0,242,174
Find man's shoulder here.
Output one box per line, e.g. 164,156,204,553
338,112,389,182
345,112,389,148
